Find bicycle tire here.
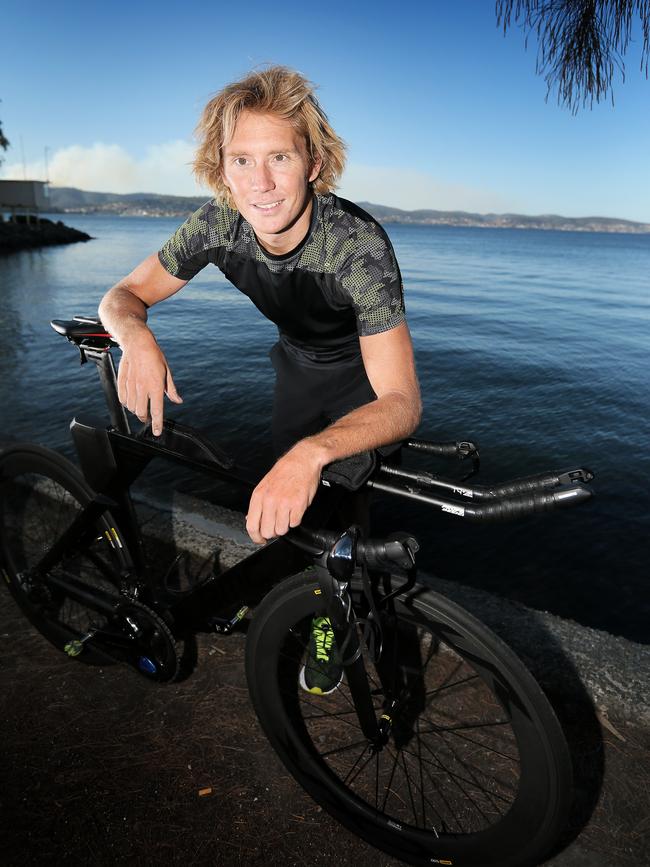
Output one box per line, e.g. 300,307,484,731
0,444,129,657
246,572,572,867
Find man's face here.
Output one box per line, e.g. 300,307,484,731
221,110,321,251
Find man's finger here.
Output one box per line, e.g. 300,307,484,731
125,381,137,414
165,368,183,404
117,358,129,406
150,391,164,436
246,494,264,545
134,385,151,423
259,504,279,543
274,509,290,537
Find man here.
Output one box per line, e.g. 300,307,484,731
99,66,421,548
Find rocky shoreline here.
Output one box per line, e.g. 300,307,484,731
0,214,92,253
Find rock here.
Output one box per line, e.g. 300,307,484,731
0,215,92,253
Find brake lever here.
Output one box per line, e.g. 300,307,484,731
557,468,594,485
458,442,480,482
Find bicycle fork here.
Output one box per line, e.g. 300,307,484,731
315,529,383,746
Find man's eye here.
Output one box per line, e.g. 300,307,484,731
274,154,288,162
234,157,249,166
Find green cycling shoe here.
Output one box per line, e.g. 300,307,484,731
299,616,343,695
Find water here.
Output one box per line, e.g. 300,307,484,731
1,214,648,643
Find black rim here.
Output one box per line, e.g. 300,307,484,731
251,581,562,864
283,611,521,833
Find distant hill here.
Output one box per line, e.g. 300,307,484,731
355,202,650,234
47,187,650,234
49,187,207,214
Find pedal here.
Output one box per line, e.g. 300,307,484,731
64,630,96,657
209,606,249,634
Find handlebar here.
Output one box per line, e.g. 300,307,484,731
288,475,593,576
376,463,594,501
370,479,592,520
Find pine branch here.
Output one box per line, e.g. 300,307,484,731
496,0,650,111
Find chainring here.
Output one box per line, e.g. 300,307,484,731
112,598,180,682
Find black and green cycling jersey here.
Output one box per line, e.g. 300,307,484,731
158,193,405,365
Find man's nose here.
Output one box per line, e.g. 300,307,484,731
251,162,275,192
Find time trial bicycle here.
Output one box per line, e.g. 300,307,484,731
0,316,595,867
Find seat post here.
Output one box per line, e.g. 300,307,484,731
85,348,131,434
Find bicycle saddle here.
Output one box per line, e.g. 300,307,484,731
51,316,117,348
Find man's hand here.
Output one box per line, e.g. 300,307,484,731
98,253,189,435
117,333,183,435
246,441,324,544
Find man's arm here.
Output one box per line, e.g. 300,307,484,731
98,253,188,435
246,322,421,543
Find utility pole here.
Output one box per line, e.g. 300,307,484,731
20,136,27,180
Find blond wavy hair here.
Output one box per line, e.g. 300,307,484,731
193,66,346,205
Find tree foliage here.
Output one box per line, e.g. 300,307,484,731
0,99,9,166
497,0,650,111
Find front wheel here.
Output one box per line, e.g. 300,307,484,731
246,572,572,867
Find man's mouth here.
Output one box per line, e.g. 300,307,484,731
252,200,283,211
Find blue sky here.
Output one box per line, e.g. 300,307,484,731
2,0,649,221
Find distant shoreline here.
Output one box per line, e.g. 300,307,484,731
44,186,650,235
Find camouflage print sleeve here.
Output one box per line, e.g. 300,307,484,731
158,200,233,280
338,221,405,336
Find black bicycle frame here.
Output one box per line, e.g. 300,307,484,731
69,413,325,615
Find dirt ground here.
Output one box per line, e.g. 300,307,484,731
1,583,649,867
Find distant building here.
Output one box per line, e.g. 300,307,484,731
0,180,49,216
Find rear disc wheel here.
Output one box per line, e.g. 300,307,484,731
0,444,130,658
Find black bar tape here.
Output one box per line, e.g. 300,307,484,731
464,484,592,521
405,439,461,457
472,470,572,501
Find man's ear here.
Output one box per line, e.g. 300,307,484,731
309,154,323,183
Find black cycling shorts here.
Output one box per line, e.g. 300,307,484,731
270,340,375,457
